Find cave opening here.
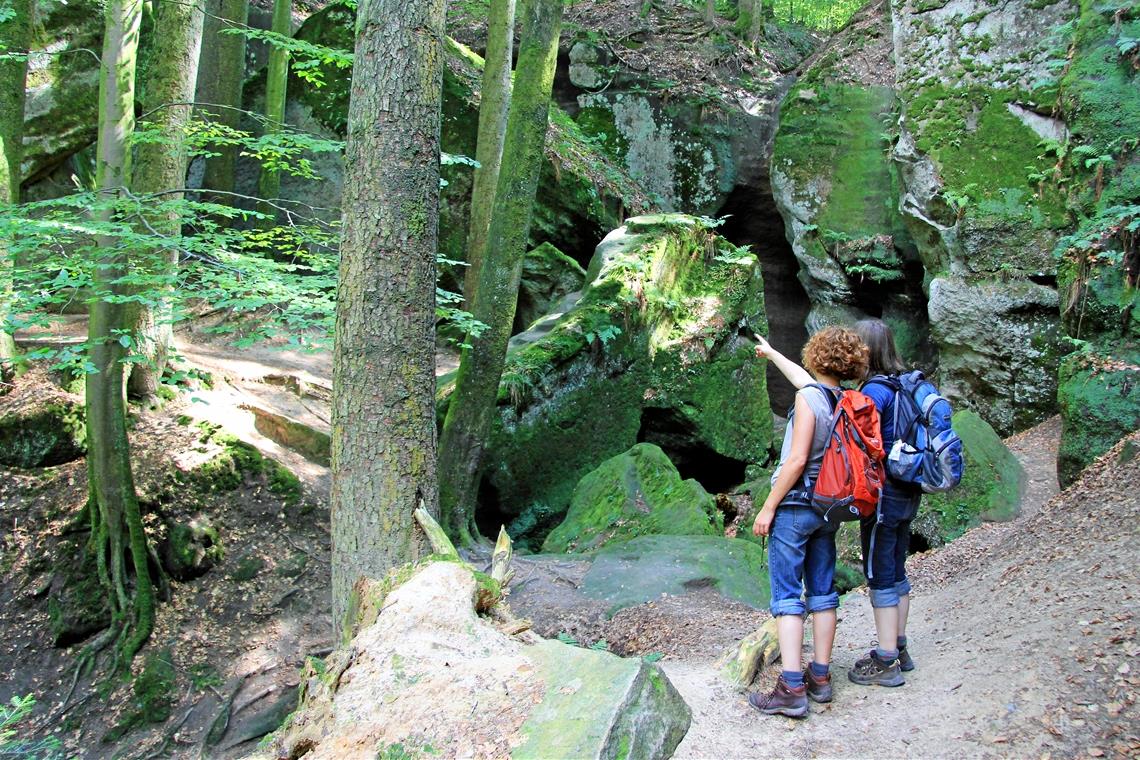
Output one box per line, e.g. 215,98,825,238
717,181,810,414
637,407,749,494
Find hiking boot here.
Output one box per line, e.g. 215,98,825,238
748,676,809,718
898,645,915,672
803,668,833,703
848,651,905,687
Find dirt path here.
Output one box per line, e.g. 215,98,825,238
664,417,1139,759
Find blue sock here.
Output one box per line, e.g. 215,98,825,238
898,636,908,649
781,669,805,688
875,647,899,662
809,661,829,677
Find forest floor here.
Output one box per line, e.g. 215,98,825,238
3,324,1139,758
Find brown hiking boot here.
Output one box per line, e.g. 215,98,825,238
848,650,905,687
803,667,833,703
898,645,915,672
748,676,809,718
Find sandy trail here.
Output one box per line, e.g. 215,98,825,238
664,417,1138,759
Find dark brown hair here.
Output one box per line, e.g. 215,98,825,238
802,326,869,382
854,318,906,378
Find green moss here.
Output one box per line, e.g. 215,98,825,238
103,649,177,743
164,517,223,580
48,540,111,646
542,443,721,554
1057,346,1140,486
0,400,87,468
274,552,308,578
920,411,1025,544
231,552,266,582
187,428,302,505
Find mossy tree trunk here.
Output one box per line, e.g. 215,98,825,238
0,0,29,368
88,0,155,661
461,0,516,308
255,0,290,223
126,0,206,399
200,0,248,197
738,0,764,44
330,0,445,640
437,0,564,545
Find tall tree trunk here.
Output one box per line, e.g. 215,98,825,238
461,0,516,308
88,0,155,660
706,0,717,24
127,0,205,399
738,0,764,45
199,0,248,197
437,0,563,545
0,0,29,369
255,0,290,222
330,0,445,641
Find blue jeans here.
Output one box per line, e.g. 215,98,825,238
768,505,840,617
861,484,921,608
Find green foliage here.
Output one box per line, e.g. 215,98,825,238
0,695,65,759
769,0,869,31
220,18,353,88
103,649,177,743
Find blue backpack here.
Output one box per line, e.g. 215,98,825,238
870,371,964,493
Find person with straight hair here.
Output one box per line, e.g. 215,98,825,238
848,318,921,687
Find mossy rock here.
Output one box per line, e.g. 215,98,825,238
515,243,587,333
515,640,690,760
103,649,177,743
579,534,770,614
441,216,773,547
0,398,86,468
917,411,1025,546
542,443,721,554
231,551,267,583
1057,347,1140,488
187,428,302,505
161,516,223,581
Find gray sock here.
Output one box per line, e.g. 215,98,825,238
875,648,899,662
898,636,908,650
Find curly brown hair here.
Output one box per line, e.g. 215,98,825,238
801,326,869,381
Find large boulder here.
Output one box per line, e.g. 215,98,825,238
1057,349,1140,488
514,243,587,333
260,561,691,760
927,277,1065,435
0,382,86,468
542,443,721,554
579,534,771,614
914,410,1025,547
439,214,773,547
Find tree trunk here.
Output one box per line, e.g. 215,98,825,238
88,0,155,660
437,0,563,545
0,0,29,367
255,0,291,223
706,0,716,24
330,0,445,641
199,0,248,197
126,0,205,399
461,0,516,308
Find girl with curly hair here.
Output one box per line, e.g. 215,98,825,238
748,326,870,718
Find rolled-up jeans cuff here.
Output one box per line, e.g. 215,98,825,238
869,586,899,608
895,578,911,597
806,592,839,613
770,598,806,617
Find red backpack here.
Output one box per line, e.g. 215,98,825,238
808,384,886,522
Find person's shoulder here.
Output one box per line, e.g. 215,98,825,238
860,377,896,406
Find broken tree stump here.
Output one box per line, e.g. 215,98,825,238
718,617,780,689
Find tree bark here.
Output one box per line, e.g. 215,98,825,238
0,0,29,367
706,0,717,24
330,0,445,640
126,0,206,399
255,0,291,222
88,0,155,660
461,0,515,308
738,0,764,44
199,0,248,197
437,0,563,545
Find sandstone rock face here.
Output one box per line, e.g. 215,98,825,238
0,382,86,468
514,243,587,333
260,561,691,760
438,214,772,548
927,277,1063,435
542,443,720,554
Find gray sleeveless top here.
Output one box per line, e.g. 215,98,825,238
770,385,837,489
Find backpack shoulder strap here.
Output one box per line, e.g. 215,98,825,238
804,383,839,413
